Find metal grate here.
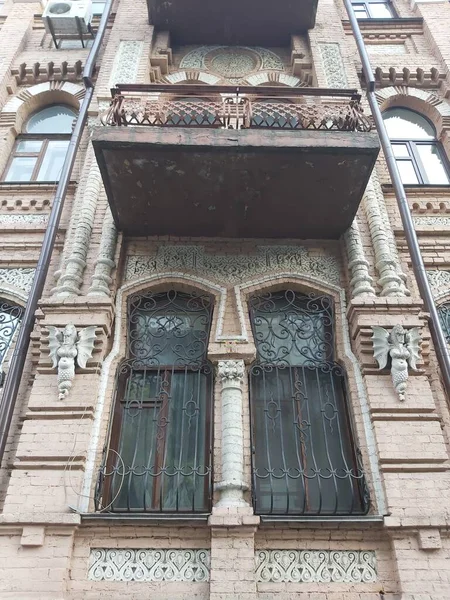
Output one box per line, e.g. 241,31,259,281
95,290,214,513
249,290,370,516
0,300,23,368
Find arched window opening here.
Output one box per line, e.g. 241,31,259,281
249,290,369,516
383,108,450,185
95,290,214,514
438,303,450,343
0,300,24,384
2,104,76,183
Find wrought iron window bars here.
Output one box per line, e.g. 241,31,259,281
249,290,370,516
95,290,214,514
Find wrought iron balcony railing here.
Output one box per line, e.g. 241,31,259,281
101,84,372,132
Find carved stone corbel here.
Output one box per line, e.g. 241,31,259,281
47,324,97,400
372,324,421,401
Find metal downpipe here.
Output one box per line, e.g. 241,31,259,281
343,0,450,397
0,0,113,463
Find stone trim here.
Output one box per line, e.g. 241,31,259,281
255,550,377,583
215,360,248,507
344,219,376,298
0,268,35,295
108,41,144,88
318,43,348,89
88,548,211,582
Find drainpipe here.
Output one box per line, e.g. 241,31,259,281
0,0,113,464
343,0,450,398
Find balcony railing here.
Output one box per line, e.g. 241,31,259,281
101,84,372,133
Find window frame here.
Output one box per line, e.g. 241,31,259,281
95,289,215,514
1,104,76,184
248,289,369,518
385,108,450,186
351,0,396,18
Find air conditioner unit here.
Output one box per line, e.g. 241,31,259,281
43,0,93,35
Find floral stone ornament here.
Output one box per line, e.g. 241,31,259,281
372,324,420,401
47,323,97,400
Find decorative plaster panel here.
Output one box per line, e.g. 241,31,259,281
414,216,450,227
88,548,210,582
0,268,35,294
427,270,450,295
367,44,406,55
318,43,348,88
255,550,377,583
109,41,144,87
179,45,284,81
0,214,48,225
125,245,341,286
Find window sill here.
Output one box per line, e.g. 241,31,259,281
0,181,77,192
342,17,423,30
382,183,450,195
80,512,210,526
259,514,384,525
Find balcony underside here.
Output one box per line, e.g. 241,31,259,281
147,0,317,45
93,127,379,239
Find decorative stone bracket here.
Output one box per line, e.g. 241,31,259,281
372,324,421,401
47,323,97,400
215,360,249,507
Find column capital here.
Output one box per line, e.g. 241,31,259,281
217,360,245,386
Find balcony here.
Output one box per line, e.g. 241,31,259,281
146,0,318,45
92,85,379,240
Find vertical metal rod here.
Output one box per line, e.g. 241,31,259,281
343,0,450,397
0,0,113,464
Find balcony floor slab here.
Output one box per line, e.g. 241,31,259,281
93,126,379,239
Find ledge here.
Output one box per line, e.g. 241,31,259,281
382,184,450,196
80,513,210,526
259,515,384,527
0,181,77,193
342,17,423,31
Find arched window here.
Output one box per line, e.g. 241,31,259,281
383,108,450,185
95,290,214,513
438,303,450,343
0,299,24,383
2,104,76,183
249,290,369,516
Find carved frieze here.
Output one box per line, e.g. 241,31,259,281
88,548,211,582
427,270,450,296
255,550,377,583
318,43,348,88
109,41,144,87
125,245,341,286
0,268,35,294
0,214,48,225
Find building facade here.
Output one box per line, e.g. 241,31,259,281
1,0,450,597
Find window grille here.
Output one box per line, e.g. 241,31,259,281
249,290,369,516
95,290,214,513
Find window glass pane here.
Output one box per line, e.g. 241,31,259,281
129,291,212,367
392,144,410,158
416,144,450,184
369,2,393,17
59,38,94,49
26,105,76,134
4,156,37,181
16,140,43,153
0,301,23,366
396,160,419,184
92,1,106,14
353,5,369,17
36,140,69,181
384,108,436,140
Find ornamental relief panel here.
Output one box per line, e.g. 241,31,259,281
255,550,377,583
178,45,286,83
125,245,341,287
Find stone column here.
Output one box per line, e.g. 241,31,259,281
87,207,118,297
54,151,102,296
344,218,376,298
215,360,248,507
363,177,404,297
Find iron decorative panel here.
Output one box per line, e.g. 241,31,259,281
88,548,210,582
255,550,377,583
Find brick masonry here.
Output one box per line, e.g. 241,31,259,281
0,0,450,597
